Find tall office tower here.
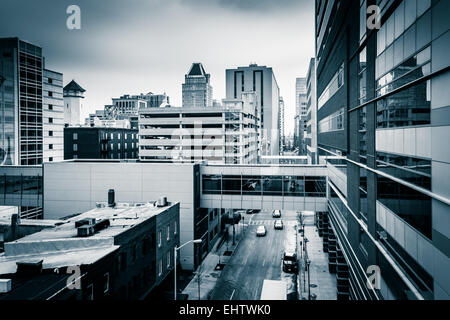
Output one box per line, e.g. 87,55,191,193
0,38,44,165
316,0,450,300
63,80,85,126
294,77,307,154
43,69,64,162
182,62,213,108
279,96,285,153
305,58,317,164
226,64,280,156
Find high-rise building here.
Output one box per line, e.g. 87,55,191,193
63,80,85,126
295,77,307,154
43,69,64,163
226,64,280,156
305,58,317,164
279,96,285,153
316,0,450,299
0,38,45,166
182,63,213,108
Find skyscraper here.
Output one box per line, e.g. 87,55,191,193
226,64,280,156
0,37,63,166
295,77,307,154
316,0,450,299
305,58,317,164
279,96,285,153
182,62,213,108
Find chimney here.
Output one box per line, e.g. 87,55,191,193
11,214,19,241
108,189,115,208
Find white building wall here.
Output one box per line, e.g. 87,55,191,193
43,161,198,270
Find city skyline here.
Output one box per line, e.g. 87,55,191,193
0,0,315,135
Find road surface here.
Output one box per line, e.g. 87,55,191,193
210,210,298,300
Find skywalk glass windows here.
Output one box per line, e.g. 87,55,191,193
318,108,344,133
358,106,367,158
318,63,344,110
376,152,431,190
376,175,431,239
376,80,430,128
201,174,326,197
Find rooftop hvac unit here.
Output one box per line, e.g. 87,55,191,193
93,219,110,233
77,225,95,237
16,260,43,275
96,202,106,208
157,197,167,207
0,279,12,293
75,218,96,228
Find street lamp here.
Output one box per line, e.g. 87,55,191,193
174,239,202,300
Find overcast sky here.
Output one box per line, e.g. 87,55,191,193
0,0,315,135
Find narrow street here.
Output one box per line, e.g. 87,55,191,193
210,210,298,300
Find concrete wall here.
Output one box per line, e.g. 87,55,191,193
43,161,198,270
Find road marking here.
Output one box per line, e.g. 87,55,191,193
230,289,235,300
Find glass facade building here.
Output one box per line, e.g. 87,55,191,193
316,0,450,300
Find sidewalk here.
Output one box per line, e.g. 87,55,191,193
298,221,337,300
182,223,246,300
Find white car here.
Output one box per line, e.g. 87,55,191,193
272,210,281,218
256,225,266,237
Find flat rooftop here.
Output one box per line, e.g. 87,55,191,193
0,201,178,275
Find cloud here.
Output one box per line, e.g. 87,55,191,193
180,0,312,13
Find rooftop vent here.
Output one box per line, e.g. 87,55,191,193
93,219,110,233
16,260,43,276
108,189,115,208
0,279,12,293
157,196,167,207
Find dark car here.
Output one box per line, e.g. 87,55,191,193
282,251,298,273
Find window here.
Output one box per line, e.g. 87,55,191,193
132,245,137,262
86,284,94,300
48,117,53,123
73,133,78,140
49,130,53,137
73,144,77,151
103,273,110,293
48,91,53,97
318,108,344,133
49,157,53,162
158,231,162,247
73,155,78,159
48,78,53,84
318,63,344,109
359,47,367,104
167,225,170,241
359,0,367,42
118,133,121,139
48,104,53,110
158,259,162,276
376,80,430,128
174,221,177,235
110,143,113,150
49,144,53,150
167,251,171,268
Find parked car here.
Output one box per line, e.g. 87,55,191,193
272,210,281,218
274,220,284,230
256,225,267,237
282,250,298,273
